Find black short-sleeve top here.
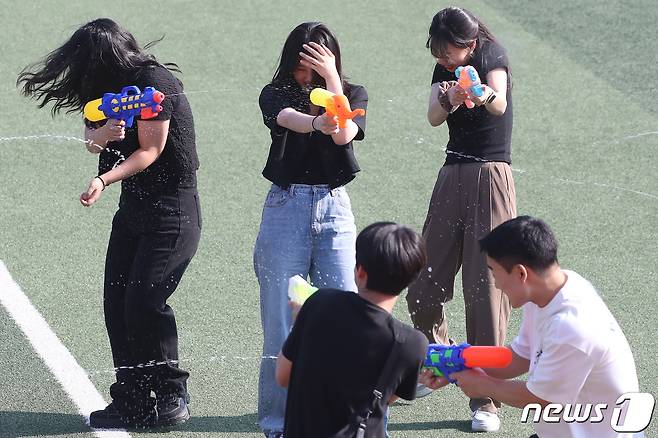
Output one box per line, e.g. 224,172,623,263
281,289,428,437
432,40,513,165
90,65,199,199
258,78,368,189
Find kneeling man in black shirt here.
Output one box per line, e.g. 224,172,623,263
276,222,430,438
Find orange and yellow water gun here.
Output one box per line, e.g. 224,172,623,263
309,88,365,128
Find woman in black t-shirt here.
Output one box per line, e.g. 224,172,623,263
255,22,367,438
18,18,200,429
405,7,516,432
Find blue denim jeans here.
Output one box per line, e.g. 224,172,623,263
254,184,357,435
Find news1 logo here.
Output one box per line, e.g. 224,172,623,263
521,392,655,432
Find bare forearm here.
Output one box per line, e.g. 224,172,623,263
84,127,107,153
428,83,449,127
100,148,160,185
484,366,526,380
277,108,314,133
324,76,343,96
428,99,448,126
484,92,507,116
482,69,508,116
483,349,529,380
332,120,359,145
480,378,545,409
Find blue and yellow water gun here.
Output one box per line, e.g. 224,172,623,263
83,85,165,127
424,343,512,382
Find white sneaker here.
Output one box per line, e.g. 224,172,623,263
415,383,434,398
471,409,501,432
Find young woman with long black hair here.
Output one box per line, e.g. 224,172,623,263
18,18,201,429
406,7,516,433
255,22,367,438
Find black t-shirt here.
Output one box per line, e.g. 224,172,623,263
282,290,428,438
432,40,513,165
93,65,199,202
258,79,367,188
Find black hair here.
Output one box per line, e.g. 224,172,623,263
356,222,427,296
271,22,347,92
479,216,559,273
17,18,180,115
426,6,497,59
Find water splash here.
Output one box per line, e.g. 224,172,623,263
84,354,280,377
0,134,125,168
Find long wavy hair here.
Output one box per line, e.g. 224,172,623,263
17,18,180,115
272,22,348,92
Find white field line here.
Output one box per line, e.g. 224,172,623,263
0,260,130,438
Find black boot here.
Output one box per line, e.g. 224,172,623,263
156,396,190,427
89,401,157,429
89,403,124,429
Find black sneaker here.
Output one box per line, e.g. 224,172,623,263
89,402,157,429
156,396,190,426
90,403,124,429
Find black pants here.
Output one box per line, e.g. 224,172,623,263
103,187,201,411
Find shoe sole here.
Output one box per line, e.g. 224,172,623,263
415,387,435,398
89,421,126,430
90,420,155,430
157,410,190,427
471,421,501,432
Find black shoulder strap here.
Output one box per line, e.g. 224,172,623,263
362,328,406,423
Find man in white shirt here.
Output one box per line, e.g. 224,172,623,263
420,216,646,438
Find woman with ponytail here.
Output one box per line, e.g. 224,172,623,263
406,7,516,432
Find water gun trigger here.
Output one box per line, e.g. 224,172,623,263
140,105,163,120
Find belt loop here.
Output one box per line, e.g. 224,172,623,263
330,188,336,197
288,184,295,196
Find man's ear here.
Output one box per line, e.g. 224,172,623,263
355,264,368,283
515,264,528,282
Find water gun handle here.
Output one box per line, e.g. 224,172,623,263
116,86,140,127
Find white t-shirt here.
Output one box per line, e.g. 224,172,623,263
511,270,643,438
